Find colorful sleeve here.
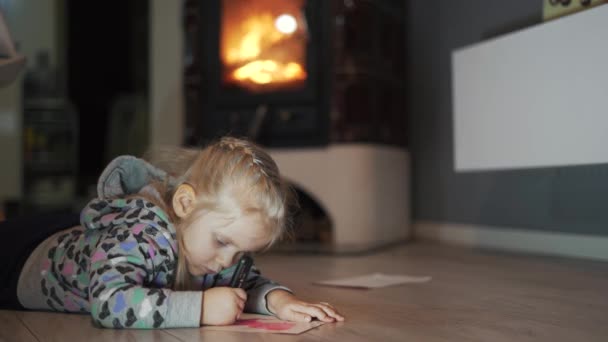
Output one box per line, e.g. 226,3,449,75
88,225,202,329
210,261,292,316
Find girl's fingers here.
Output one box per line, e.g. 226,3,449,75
319,302,345,319
289,310,312,322
319,302,337,310
233,291,246,312
313,304,344,321
234,288,247,301
295,304,333,322
323,303,345,320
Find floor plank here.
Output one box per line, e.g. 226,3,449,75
16,311,180,342
0,310,38,342
2,242,608,341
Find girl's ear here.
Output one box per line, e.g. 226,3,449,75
172,183,196,218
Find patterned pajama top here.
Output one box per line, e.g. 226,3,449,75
17,156,289,329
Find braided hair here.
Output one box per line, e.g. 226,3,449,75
144,137,292,290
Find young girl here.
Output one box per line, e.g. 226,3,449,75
0,137,344,328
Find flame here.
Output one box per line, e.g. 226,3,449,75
233,60,305,85
225,14,282,64
221,0,307,90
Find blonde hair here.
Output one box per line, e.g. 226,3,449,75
143,137,292,290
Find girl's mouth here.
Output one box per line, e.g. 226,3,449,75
203,266,218,275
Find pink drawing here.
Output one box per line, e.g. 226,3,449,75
202,313,325,335
235,318,296,331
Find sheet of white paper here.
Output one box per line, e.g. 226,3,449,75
202,313,325,334
313,273,432,289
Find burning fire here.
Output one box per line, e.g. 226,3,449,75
233,60,305,85
221,0,307,91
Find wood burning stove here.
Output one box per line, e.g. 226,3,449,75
184,0,411,252
185,0,330,147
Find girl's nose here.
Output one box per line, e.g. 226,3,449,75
218,251,237,269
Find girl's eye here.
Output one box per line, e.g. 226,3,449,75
216,238,227,247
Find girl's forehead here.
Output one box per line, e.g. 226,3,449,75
220,215,271,250
198,209,261,227
224,214,266,236
192,210,270,245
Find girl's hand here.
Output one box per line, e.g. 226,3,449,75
266,290,345,323
201,287,247,326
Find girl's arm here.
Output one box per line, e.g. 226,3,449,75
208,262,344,322
242,265,292,315
89,225,201,329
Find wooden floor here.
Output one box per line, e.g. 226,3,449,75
2,242,608,341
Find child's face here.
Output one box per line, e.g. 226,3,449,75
181,211,270,276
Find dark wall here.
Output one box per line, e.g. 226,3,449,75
406,0,608,235
67,0,148,194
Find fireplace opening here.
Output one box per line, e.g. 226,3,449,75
276,184,332,252
292,185,332,242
